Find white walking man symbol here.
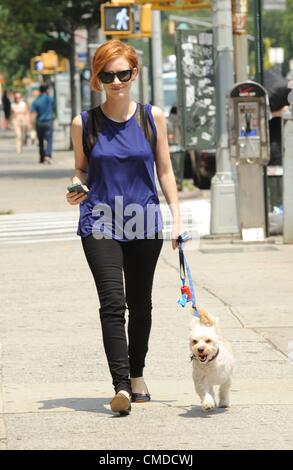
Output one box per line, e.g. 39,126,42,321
116,8,129,30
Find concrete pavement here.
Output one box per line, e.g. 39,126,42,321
0,128,205,215
1,131,293,450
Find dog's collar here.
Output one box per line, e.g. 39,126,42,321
190,347,220,364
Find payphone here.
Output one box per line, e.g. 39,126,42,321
228,81,270,241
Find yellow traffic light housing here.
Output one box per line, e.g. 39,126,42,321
57,57,69,73
140,4,152,34
41,50,58,74
30,51,66,76
101,3,133,35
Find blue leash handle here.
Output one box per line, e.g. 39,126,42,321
177,232,199,318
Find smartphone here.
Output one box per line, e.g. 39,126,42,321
67,182,88,194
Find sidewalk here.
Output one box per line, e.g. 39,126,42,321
0,129,203,216
1,131,293,450
0,128,78,214
1,233,293,450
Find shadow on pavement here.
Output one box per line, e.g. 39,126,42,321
179,406,228,418
38,397,113,415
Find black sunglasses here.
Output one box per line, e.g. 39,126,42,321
98,69,133,84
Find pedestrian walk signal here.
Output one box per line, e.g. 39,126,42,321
30,56,44,74
34,60,44,72
101,4,132,35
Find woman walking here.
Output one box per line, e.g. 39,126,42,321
11,92,30,154
66,39,182,415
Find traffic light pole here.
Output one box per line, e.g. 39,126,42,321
254,0,269,238
151,10,165,109
210,0,239,235
148,38,154,104
88,27,106,108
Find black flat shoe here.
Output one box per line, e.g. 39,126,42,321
110,392,131,415
131,392,151,403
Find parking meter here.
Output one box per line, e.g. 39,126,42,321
228,81,271,241
228,81,270,165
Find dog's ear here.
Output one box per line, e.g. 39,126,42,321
197,306,216,326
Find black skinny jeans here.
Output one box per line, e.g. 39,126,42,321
81,233,163,395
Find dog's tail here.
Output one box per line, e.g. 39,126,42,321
196,306,216,326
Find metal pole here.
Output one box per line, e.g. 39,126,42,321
88,28,106,108
254,0,264,85
210,0,239,234
232,0,248,82
148,38,154,104
282,116,293,243
254,0,269,237
151,10,164,109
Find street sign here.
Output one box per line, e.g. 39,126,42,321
176,28,216,150
101,5,132,35
75,29,88,68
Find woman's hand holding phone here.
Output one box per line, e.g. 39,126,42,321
66,180,89,205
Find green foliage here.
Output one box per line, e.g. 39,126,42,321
247,0,293,75
2,0,291,87
0,0,104,86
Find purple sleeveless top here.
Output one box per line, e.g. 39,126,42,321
77,102,164,241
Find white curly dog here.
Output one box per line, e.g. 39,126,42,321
190,306,235,412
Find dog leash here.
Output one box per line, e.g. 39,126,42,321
177,232,199,318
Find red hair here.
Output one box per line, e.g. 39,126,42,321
90,39,139,93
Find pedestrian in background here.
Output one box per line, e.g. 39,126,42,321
1,90,11,130
10,92,30,154
268,86,290,166
268,86,290,211
66,39,182,415
30,84,54,164
167,105,180,145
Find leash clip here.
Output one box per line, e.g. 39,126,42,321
177,231,191,246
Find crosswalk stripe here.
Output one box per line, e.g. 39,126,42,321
0,201,210,245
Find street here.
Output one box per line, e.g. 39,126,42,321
0,131,293,450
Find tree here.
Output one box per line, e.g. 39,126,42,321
247,0,293,76
0,4,44,87
0,0,106,119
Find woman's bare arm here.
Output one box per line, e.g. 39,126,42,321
152,106,183,248
66,115,89,205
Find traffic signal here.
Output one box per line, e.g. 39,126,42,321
57,57,69,73
101,4,133,35
30,56,44,74
140,4,152,34
41,50,58,72
30,51,64,75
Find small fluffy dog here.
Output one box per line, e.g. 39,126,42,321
189,306,234,412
